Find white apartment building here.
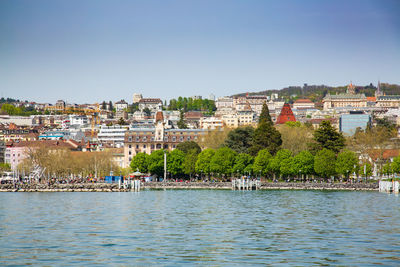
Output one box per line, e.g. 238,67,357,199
97,125,129,147
115,100,129,111
138,98,163,112
221,114,239,128
69,115,90,126
216,97,234,109
199,117,224,130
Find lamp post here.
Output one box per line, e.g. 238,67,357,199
163,150,167,183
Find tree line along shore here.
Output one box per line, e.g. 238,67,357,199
130,103,399,181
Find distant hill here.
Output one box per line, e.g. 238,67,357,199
233,83,400,103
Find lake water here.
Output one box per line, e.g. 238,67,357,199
0,190,399,266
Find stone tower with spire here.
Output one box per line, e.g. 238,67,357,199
375,80,383,97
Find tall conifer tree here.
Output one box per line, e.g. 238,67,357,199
250,102,282,156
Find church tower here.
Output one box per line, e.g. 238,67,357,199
375,81,383,97
346,82,355,94
155,111,165,142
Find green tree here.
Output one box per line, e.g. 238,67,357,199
335,150,359,179
314,149,336,178
0,162,11,172
167,149,185,176
130,152,148,173
360,162,373,177
177,110,188,129
176,141,201,155
268,149,292,179
250,122,282,156
292,150,314,178
148,150,167,176
108,101,113,111
1,103,18,115
117,117,128,125
232,153,254,176
224,126,254,154
313,120,345,153
280,157,295,177
210,147,237,177
195,148,215,175
391,156,400,174
259,102,272,124
250,101,282,156
278,122,314,155
382,162,393,176
101,101,107,110
183,149,199,178
253,149,272,176
143,107,151,117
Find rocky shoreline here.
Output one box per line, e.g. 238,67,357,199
0,181,378,192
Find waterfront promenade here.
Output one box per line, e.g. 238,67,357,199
0,181,378,192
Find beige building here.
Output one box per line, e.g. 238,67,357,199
376,96,400,108
323,83,368,110
234,95,268,115
323,94,367,110
293,99,315,109
215,97,234,109
199,117,224,129
132,93,143,104
124,112,206,167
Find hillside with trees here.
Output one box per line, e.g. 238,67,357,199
234,82,400,103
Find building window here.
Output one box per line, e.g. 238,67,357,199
179,136,184,142
151,144,155,149
143,136,147,142
129,151,132,155
143,145,146,148
187,136,191,141
172,136,176,142
136,145,139,149
136,136,140,142
164,137,168,142
128,145,132,148
128,136,132,142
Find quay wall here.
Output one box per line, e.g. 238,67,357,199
0,181,378,192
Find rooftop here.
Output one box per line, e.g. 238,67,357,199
323,93,366,100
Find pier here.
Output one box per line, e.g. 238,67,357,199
119,180,142,191
232,178,261,190
379,180,399,193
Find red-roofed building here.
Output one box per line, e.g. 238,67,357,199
276,104,296,124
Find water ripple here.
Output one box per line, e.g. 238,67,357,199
0,191,399,266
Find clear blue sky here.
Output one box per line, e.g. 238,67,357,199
1,0,399,103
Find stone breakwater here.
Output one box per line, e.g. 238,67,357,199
0,181,378,192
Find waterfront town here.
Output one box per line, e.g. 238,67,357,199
1,81,400,189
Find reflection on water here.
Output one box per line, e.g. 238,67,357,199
0,190,399,265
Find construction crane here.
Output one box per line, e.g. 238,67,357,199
91,103,101,138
